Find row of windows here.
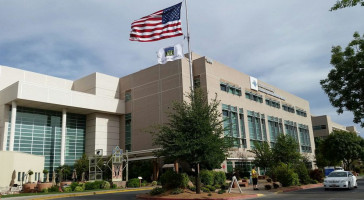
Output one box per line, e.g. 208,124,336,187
222,104,312,153
7,106,86,173
245,91,263,103
313,125,327,130
220,82,242,96
265,99,281,109
282,104,295,113
296,109,307,117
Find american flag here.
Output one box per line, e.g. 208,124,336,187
130,2,183,42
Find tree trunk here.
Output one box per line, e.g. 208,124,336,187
195,164,201,194
46,173,49,183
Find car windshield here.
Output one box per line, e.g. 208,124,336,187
328,172,347,177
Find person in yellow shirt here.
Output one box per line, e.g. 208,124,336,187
251,166,259,190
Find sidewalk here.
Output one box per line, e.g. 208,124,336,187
1,187,153,200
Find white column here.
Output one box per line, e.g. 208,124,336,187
60,109,67,165
9,101,17,151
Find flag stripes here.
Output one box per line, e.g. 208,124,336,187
130,2,183,42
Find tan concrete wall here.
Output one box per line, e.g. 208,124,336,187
119,59,187,151
0,151,44,187
0,65,73,91
85,113,120,156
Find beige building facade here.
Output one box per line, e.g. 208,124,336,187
0,151,44,189
311,115,358,139
0,53,316,186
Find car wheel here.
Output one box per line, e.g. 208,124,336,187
348,182,352,190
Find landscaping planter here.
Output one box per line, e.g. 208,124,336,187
37,182,53,192
23,183,37,193
60,181,72,188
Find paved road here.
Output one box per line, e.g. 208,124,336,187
56,190,149,200
255,179,364,200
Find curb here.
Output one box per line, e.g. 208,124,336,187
137,193,265,200
274,183,323,194
28,187,153,200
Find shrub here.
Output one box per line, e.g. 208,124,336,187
63,187,72,192
78,183,86,190
102,181,110,189
208,193,212,196
70,182,79,191
213,171,226,186
265,185,272,190
309,169,324,183
214,184,221,189
188,185,196,191
205,185,216,191
220,183,229,190
273,163,299,187
160,170,189,189
48,185,59,192
267,178,272,183
94,181,104,189
74,186,84,192
273,182,280,189
127,178,140,188
293,162,310,185
218,189,225,194
151,181,157,186
171,188,184,195
149,187,164,195
200,170,214,186
309,179,318,184
42,188,48,193
85,181,103,190
201,187,210,193
112,184,117,189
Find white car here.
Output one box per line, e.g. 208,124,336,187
324,170,358,190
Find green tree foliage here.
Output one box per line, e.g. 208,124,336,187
322,130,364,170
330,0,364,11
56,165,71,182
249,141,274,174
272,134,302,165
320,32,364,127
314,138,340,168
270,163,299,187
152,88,232,193
74,153,89,181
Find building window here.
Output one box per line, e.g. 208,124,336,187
6,106,86,175
125,90,131,102
284,120,299,142
227,161,233,173
268,116,283,146
22,172,25,181
265,99,281,109
239,108,247,148
247,110,266,148
18,172,21,181
125,113,132,151
222,104,240,148
220,82,242,96
296,109,307,117
313,125,326,130
245,91,263,103
194,76,201,88
282,104,295,113
299,124,312,153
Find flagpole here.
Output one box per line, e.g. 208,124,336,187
184,0,194,89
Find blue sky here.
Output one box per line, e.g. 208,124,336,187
0,0,363,137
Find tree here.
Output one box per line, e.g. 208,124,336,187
330,0,364,11
320,32,364,127
322,130,364,170
249,141,274,174
56,165,71,182
74,154,89,181
314,138,340,169
152,88,232,194
272,134,302,165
